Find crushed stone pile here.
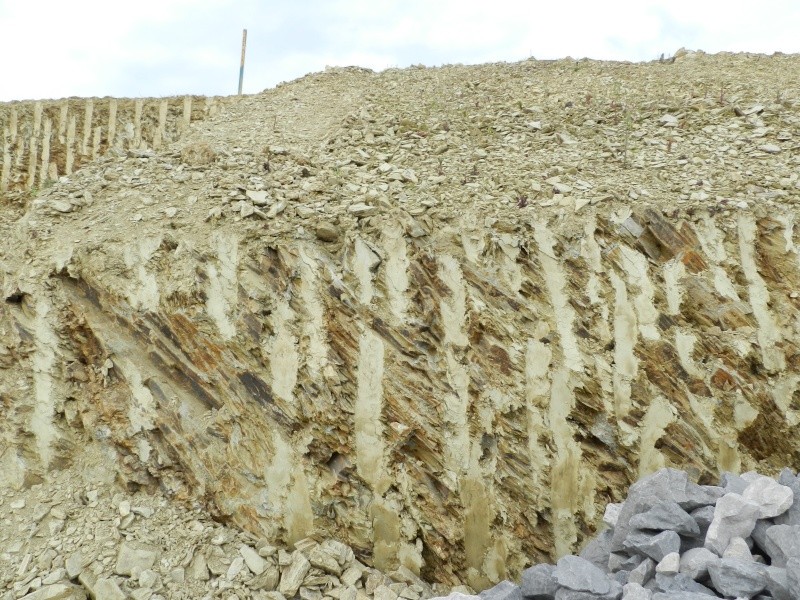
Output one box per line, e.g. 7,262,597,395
0,468,444,600
440,467,800,600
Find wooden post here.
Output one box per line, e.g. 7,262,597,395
238,29,247,95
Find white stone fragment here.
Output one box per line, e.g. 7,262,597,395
705,493,760,555
655,552,680,574
226,556,245,580
680,547,721,580
723,536,753,561
741,474,794,518
603,503,623,527
240,544,267,575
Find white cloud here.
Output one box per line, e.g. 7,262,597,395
1,0,799,101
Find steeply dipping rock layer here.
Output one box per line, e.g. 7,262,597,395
2,52,800,589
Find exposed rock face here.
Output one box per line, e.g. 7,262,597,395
2,53,800,589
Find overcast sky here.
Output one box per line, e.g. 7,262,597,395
2,0,799,102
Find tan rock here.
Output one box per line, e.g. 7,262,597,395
308,545,343,575
92,578,126,600
248,565,280,591
279,551,311,597
187,552,210,581
315,222,340,242
115,541,159,576
18,584,86,600
241,544,268,575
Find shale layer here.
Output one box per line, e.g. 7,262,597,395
2,50,800,590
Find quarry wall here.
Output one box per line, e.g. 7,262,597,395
2,53,800,590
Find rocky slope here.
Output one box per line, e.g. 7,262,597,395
2,50,800,591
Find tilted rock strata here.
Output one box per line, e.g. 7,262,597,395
1,52,800,588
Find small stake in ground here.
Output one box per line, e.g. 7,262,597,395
238,29,247,95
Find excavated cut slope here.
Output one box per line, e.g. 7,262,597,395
2,51,800,589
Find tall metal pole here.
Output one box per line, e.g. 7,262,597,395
238,29,248,95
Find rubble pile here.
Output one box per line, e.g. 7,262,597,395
464,468,800,599
0,471,444,600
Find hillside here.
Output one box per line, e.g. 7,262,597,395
1,49,800,595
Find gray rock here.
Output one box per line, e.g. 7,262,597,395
765,565,791,600
623,531,681,562
629,503,699,537
580,529,614,570
707,557,767,597
764,524,800,567
775,469,800,526
688,506,714,533
678,548,718,581
681,485,724,511
652,573,716,596
652,593,716,600
719,472,749,494
520,564,558,598
609,554,643,574
554,581,622,600
778,468,798,483
612,570,630,586
621,582,652,599
628,558,655,586
704,492,760,555
787,557,800,598
611,470,693,551
554,556,612,595
604,504,624,528
612,471,721,553
750,519,773,553
479,580,521,600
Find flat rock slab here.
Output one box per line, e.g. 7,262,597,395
629,502,699,536
623,531,680,562
520,563,558,597
708,557,767,597
554,555,612,595
115,541,159,576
